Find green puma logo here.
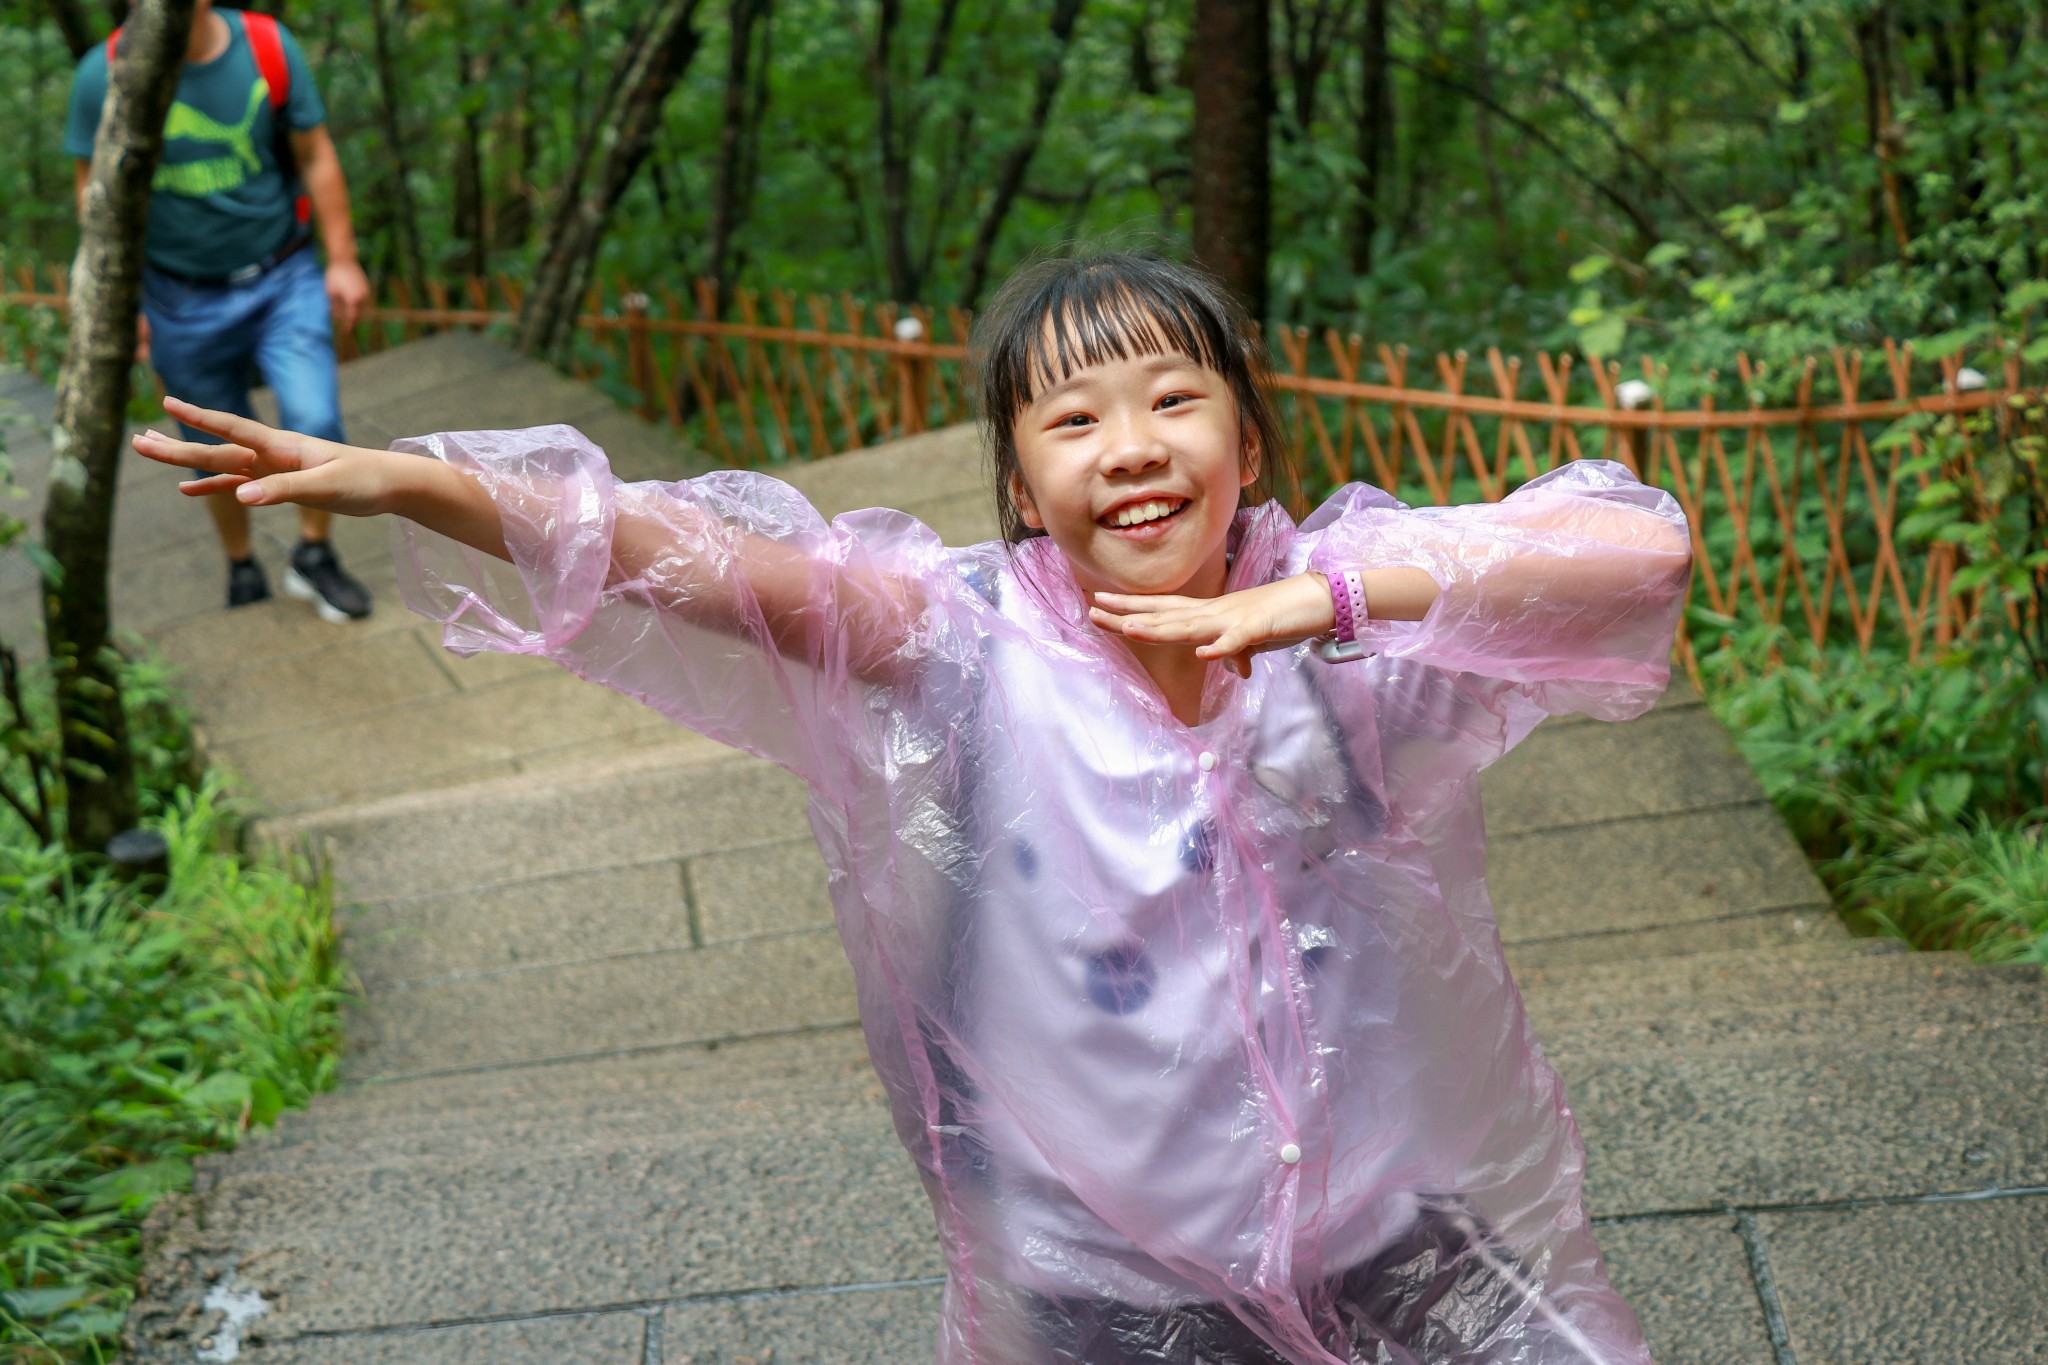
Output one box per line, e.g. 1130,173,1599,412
163,79,269,172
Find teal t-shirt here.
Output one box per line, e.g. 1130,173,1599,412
65,9,326,280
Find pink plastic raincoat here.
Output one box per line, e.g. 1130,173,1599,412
391,427,1692,1365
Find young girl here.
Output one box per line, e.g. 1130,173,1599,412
137,252,1692,1365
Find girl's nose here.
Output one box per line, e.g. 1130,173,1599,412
1100,417,1171,477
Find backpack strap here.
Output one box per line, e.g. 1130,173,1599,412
104,26,120,63
240,11,290,107
239,12,312,226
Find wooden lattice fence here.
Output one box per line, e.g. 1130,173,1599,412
5,263,2039,679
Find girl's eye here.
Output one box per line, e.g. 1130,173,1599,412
1157,392,1191,410
1055,413,1094,429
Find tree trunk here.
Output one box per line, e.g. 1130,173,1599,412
1349,0,1390,273
1468,2,1519,286
45,0,103,60
958,0,1087,308
369,0,429,295
704,0,773,312
1856,4,1911,258
1190,0,1271,319
453,44,489,278
45,0,193,854
515,0,706,357
869,0,916,300
1277,0,1346,135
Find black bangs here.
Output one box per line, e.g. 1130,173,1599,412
980,255,1238,432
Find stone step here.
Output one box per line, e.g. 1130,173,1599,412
341,922,856,1081
1550,995,2048,1216
130,972,2046,1364
125,1032,938,1358
1533,945,2048,1045
1519,940,2043,1031
282,749,811,902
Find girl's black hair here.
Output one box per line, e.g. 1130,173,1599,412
971,249,1294,544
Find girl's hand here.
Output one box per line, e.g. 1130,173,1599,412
133,397,420,517
1090,572,1335,678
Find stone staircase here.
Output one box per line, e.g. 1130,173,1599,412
6,340,2045,1365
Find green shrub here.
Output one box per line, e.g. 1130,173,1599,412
1700,620,2047,961
0,777,345,1363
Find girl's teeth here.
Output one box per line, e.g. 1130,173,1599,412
1114,500,1178,527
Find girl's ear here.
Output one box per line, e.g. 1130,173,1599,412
1239,427,1262,490
1010,470,1046,530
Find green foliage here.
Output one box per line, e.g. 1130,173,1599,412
10,0,2040,358
1700,621,2047,962
1,778,345,1363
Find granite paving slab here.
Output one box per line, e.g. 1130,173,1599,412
1488,800,1827,944
1761,1194,2048,1365
235,1313,651,1365
1594,1214,1778,1365
346,923,856,1079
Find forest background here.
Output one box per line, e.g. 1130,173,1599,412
5,0,2044,382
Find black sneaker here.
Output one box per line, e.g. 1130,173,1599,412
283,540,373,623
227,556,271,608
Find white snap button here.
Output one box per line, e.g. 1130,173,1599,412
1198,751,1218,771
1279,1142,1302,1165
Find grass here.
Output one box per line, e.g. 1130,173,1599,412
1,727,346,1363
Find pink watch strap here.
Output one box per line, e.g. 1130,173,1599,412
1327,569,1369,644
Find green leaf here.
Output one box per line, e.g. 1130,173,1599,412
249,1074,286,1126
79,1156,194,1213
0,1285,97,1320
2001,279,2048,317
21,541,63,586
1913,323,1989,361
1927,771,1972,819
183,1069,253,1115
1579,313,1627,359
1645,241,1688,270
2022,336,2048,364
1567,254,1611,284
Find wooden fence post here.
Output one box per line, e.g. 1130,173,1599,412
624,291,657,421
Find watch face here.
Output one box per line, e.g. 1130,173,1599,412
1315,638,1373,663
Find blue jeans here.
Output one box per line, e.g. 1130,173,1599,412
142,247,346,477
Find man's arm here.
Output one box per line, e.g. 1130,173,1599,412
288,125,369,330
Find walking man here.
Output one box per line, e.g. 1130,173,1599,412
66,0,373,620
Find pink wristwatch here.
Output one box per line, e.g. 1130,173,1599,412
1316,569,1372,663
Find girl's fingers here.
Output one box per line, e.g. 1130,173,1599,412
177,472,254,497
236,468,330,507
134,428,261,474
162,397,285,453
1093,592,1203,613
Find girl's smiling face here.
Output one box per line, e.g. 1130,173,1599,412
1010,347,1257,602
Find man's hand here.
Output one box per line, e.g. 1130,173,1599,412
326,260,370,331
1090,573,1337,678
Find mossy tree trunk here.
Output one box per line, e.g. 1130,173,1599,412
45,0,193,854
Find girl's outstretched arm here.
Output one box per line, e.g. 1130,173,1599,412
135,401,925,682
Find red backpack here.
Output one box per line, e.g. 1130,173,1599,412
108,10,311,225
